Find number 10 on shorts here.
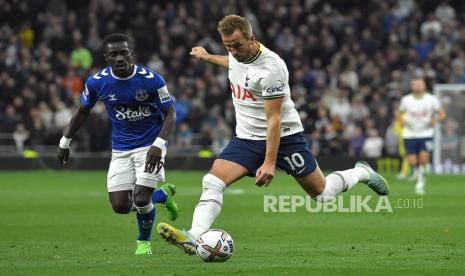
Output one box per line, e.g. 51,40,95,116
283,153,305,171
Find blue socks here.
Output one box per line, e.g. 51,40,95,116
135,203,155,241
134,189,168,241
152,189,167,204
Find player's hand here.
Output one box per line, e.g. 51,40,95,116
145,146,163,173
190,46,210,61
57,147,70,167
255,163,275,187
429,117,437,126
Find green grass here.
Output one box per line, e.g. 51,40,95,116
0,170,464,275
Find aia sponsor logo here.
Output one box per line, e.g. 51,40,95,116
115,106,151,121
230,82,256,101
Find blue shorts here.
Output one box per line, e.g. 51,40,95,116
404,138,433,155
218,132,317,177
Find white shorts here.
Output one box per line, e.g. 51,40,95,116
107,146,166,192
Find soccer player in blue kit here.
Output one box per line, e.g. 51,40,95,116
57,33,179,255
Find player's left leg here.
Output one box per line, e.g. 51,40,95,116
132,146,178,254
133,184,156,254
416,149,430,195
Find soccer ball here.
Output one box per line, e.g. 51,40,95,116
195,229,234,262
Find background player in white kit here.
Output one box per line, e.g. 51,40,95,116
396,78,445,195
157,15,389,255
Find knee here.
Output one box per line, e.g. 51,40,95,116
202,174,227,191
133,185,154,207
133,197,151,208
111,203,131,214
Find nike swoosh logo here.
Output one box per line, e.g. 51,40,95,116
297,167,307,174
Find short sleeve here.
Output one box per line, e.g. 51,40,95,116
152,74,174,110
80,80,98,108
260,68,286,99
432,96,441,110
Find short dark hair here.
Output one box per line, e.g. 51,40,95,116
102,33,134,49
217,15,253,38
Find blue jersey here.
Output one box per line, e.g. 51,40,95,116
80,65,173,151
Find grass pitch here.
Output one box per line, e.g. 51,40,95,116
0,170,464,275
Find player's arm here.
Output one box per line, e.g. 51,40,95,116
190,46,229,68
395,109,405,127
431,107,446,126
145,104,176,173
396,98,406,127
256,97,283,187
57,104,92,166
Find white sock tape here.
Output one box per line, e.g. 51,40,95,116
59,136,72,149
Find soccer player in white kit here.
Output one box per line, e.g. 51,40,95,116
157,15,389,255
396,78,445,195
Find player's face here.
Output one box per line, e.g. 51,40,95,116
104,41,133,76
411,79,426,94
221,29,255,62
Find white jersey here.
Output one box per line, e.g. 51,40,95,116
228,43,303,140
399,93,441,139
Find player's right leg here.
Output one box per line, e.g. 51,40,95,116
294,162,389,203
158,159,248,255
405,138,420,181
107,150,136,213
277,132,388,201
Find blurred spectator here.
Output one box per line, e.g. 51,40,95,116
0,0,464,159
362,128,384,158
435,1,455,25
12,123,29,152
1,105,21,132
348,126,365,158
176,122,193,148
53,101,72,131
70,31,93,71
211,118,232,155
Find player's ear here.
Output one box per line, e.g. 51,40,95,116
249,35,256,46
102,46,109,63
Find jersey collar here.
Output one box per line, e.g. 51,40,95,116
243,43,264,64
110,65,138,80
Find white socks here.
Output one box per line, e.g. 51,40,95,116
416,165,426,190
189,174,226,239
316,168,369,202
135,202,154,214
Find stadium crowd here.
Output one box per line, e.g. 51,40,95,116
1,0,464,157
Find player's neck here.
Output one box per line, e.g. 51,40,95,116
412,92,425,99
243,42,261,64
113,64,135,78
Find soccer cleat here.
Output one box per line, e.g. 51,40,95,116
415,186,425,195
355,161,390,196
157,222,196,255
135,240,152,255
415,180,425,195
160,183,180,221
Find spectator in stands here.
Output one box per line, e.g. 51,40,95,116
0,0,463,159
362,128,384,158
